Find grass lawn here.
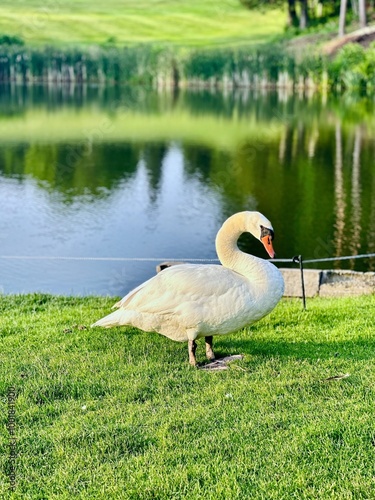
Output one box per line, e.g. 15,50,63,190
1,293,375,498
0,0,285,48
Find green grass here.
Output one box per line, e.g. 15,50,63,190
1,294,375,498
0,0,285,48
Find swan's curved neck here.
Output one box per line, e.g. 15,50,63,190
215,212,261,276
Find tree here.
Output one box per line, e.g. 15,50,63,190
339,0,367,36
240,0,369,33
240,0,310,29
287,0,299,26
358,0,367,28
299,0,309,29
338,0,348,36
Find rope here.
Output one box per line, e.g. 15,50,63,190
0,255,219,262
0,253,374,264
303,253,375,264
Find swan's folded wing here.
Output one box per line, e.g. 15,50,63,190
113,264,251,318
112,274,160,309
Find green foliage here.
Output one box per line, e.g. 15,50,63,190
184,49,230,80
1,294,375,497
240,0,283,10
183,44,297,84
297,53,325,79
0,44,160,84
331,43,365,75
1,39,375,93
241,0,344,30
327,43,373,92
0,0,374,89
359,43,375,90
0,34,24,46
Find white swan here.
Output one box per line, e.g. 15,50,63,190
92,211,284,366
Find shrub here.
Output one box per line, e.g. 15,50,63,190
0,34,24,46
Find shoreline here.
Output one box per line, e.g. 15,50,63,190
1,269,374,299
157,262,375,298
282,268,375,298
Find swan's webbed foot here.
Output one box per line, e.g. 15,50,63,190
205,336,215,361
188,339,197,366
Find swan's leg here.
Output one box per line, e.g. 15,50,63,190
188,340,197,366
205,336,215,361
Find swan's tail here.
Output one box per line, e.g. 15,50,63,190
91,309,132,328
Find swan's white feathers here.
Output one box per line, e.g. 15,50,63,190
126,264,250,315
92,211,285,344
93,262,283,341
112,274,158,309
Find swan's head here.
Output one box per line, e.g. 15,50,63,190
245,211,276,259
216,211,277,262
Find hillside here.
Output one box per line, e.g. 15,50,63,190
0,0,285,48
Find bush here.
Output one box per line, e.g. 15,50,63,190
0,39,374,93
327,43,368,92
0,34,24,46
184,50,229,80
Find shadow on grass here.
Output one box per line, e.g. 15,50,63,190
214,337,375,362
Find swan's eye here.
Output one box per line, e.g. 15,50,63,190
260,225,274,241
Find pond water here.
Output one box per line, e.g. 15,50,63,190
1,84,375,296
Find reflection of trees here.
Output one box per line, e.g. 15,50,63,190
0,82,146,116
368,174,375,271
334,122,346,260
141,144,167,201
350,126,362,258
0,142,142,201
1,89,375,270
184,120,370,264
182,144,224,182
0,140,173,207
278,125,295,164
187,122,326,259
307,127,319,159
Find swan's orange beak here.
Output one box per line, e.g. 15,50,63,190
261,235,275,259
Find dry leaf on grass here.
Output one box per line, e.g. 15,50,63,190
324,373,350,381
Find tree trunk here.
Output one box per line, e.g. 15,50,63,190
287,0,299,26
358,0,367,28
339,0,348,36
299,0,309,29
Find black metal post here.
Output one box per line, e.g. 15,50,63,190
293,255,306,310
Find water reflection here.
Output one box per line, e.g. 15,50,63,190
0,84,375,295
350,127,362,261
334,122,345,260
0,143,222,295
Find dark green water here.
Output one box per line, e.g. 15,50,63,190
0,84,374,295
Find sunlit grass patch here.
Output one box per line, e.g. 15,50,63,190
0,0,285,48
0,294,375,497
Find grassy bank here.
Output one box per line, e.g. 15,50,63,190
1,294,375,498
1,0,375,92
0,0,284,48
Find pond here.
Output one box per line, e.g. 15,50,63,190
1,84,375,296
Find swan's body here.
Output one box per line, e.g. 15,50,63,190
92,211,284,365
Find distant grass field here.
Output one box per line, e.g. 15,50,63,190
1,294,375,498
0,0,285,47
